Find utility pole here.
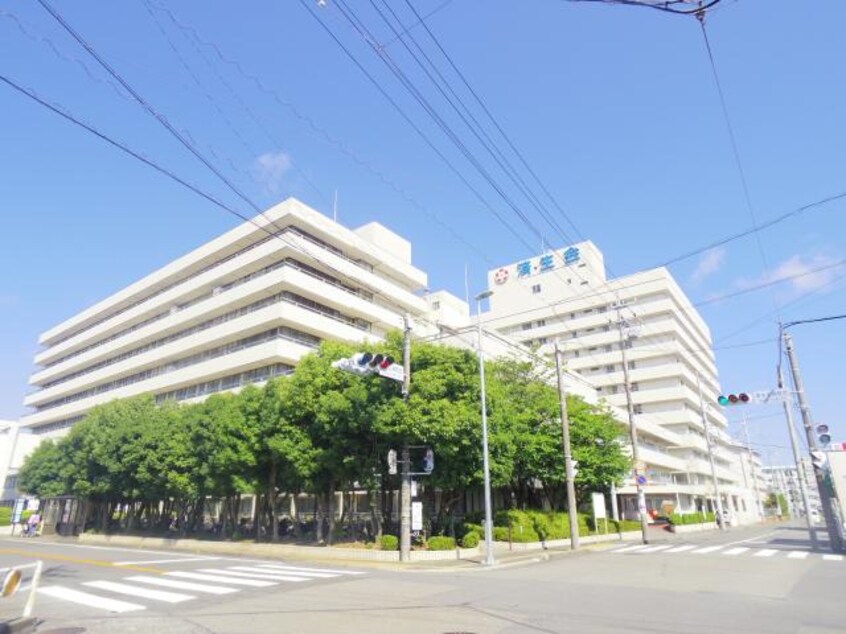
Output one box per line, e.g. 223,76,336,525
783,331,844,552
399,314,412,562
697,372,725,530
777,364,816,546
554,342,580,550
616,308,649,544
738,410,764,522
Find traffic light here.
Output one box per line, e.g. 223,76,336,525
333,352,404,382
817,424,832,446
718,392,751,406
422,448,434,474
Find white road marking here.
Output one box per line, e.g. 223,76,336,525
636,545,673,554
665,545,697,553
722,547,750,556
39,586,145,613
753,549,778,557
787,551,810,559
84,580,194,603
198,568,308,583
719,531,779,548
822,554,843,562
125,575,239,595
115,557,220,566
613,545,651,553
167,571,276,587
256,564,365,576
692,546,723,554
236,565,337,578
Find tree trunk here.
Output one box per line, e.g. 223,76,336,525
315,495,324,544
290,494,299,539
269,461,279,542
327,489,336,546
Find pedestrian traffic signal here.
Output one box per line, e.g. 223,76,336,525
422,448,434,474
718,392,751,406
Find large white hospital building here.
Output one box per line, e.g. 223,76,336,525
10,199,763,522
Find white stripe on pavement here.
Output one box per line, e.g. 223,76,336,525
665,545,697,553
692,546,723,554
166,571,276,587
753,549,778,557
822,554,844,562
636,545,673,553
613,545,651,553
198,568,308,583
722,547,750,556
84,580,194,603
125,575,239,595
115,557,220,566
256,564,365,576
232,566,336,578
39,586,145,613
787,551,810,560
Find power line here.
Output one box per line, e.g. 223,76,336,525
38,0,262,215
143,0,494,266
697,16,781,320
658,190,846,269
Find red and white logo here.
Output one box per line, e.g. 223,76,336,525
494,268,509,285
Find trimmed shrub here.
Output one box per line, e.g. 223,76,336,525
428,536,456,551
21,510,33,524
380,534,398,551
461,531,480,548
0,507,10,527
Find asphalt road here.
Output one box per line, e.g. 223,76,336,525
0,521,843,633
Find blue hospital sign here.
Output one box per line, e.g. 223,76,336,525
502,246,582,284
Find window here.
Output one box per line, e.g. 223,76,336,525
536,319,546,327
590,367,600,372
572,330,578,338
633,404,643,415
522,322,533,331
606,365,615,373
624,340,633,349
537,337,548,345
605,345,613,352
628,360,636,370
608,385,618,394
580,281,589,285
631,382,640,392
573,350,580,358
570,312,576,319
532,284,542,294
431,300,440,310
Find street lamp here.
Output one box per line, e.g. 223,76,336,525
475,289,496,566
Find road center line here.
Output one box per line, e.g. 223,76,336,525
0,548,162,574
115,556,220,566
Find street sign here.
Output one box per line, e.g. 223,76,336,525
378,364,405,383
387,449,397,475
749,389,789,404
636,475,647,485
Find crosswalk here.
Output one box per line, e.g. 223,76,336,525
609,542,842,562
38,562,365,614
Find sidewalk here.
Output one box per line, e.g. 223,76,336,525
51,530,646,571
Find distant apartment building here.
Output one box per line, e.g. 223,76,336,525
762,459,821,517
483,241,760,523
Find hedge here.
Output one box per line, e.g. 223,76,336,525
428,536,456,551
669,512,716,525
0,507,10,527
380,534,398,551
461,532,480,548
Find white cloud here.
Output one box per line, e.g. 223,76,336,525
737,253,846,297
691,247,727,284
253,151,292,194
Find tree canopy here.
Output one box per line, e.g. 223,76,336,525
18,337,630,541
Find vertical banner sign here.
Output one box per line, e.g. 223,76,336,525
591,492,607,519
592,492,608,534
411,501,423,531
12,499,25,524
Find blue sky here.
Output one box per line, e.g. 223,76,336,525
1,0,844,464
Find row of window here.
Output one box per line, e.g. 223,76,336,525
43,256,373,375
45,226,374,354
154,363,293,404
35,326,319,412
